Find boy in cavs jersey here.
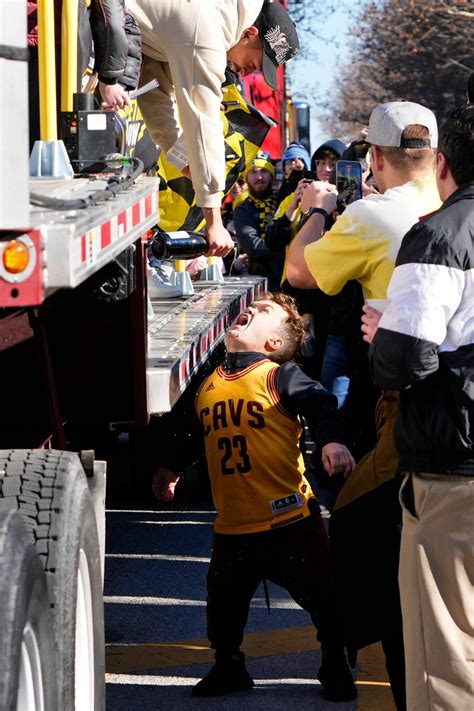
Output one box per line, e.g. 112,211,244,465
192,292,357,702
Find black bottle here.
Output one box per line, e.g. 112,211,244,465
150,229,208,260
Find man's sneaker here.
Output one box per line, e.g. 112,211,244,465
191,652,255,697
317,651,357,702
147,265,182,298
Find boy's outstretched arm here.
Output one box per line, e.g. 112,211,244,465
321,443,355,478
152,466,181,502
275,361,356,476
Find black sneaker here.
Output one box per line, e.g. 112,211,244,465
317,651,357,702
192,652,255,697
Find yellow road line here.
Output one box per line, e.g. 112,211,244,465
356,643,396,711
106,628,396,709
106,626,320,673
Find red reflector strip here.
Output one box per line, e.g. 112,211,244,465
101,221,111,248
118,211,127,236
132,202,141,227
145,194,152,217
81,234,87,263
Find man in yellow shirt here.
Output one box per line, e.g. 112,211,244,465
285,101,442,711
193,292,356,701
286,103,441,298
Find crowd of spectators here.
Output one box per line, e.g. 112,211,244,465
153,92,474,711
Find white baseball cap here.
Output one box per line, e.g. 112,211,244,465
367,101,438,148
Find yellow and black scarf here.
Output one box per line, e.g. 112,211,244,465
246,194,278,239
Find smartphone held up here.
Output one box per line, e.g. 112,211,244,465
336,160,363,213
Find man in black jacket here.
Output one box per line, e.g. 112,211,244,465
363,105,474,711
89,0,142,109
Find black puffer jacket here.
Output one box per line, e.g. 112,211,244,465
369,182,474,476
233,197,285,291
89,0,141,89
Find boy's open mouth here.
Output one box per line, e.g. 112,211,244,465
233,311,252,329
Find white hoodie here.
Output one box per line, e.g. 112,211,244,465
127,0,264,208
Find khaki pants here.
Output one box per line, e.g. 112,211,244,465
399,473,474,710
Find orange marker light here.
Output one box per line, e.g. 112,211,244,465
3,241,30,274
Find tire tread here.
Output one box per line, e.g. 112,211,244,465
0,450,79,604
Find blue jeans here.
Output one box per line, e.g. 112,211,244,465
321,335,351,409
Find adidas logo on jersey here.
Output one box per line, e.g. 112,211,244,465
206,382,216,391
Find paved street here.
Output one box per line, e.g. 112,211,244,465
104,485,396,711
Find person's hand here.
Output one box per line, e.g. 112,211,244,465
361,305,383,343
321,443,355,477
300,181,338,215
99,82,131,111
287,191,301,216
151,466,180,502
362,181,378,197
182,164,192,179
362,168,379,197
232,253,249,273
294,178,311,206
286,178,308,218
204,221,235,257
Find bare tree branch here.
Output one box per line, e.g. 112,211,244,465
315,0,474,136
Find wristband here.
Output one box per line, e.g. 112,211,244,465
308,207,329,220
98,77,118,85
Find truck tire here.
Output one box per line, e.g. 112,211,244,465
0,510,58,711
0,450,105,711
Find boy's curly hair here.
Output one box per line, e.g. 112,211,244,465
261,292,305,364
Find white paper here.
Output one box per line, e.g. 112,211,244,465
366,298,390,313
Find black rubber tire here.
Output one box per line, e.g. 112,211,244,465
0,510,58,711
0,449,105,711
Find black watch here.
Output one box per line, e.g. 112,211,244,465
308,207,329,220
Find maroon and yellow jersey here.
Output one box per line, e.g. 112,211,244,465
195,358,315,534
